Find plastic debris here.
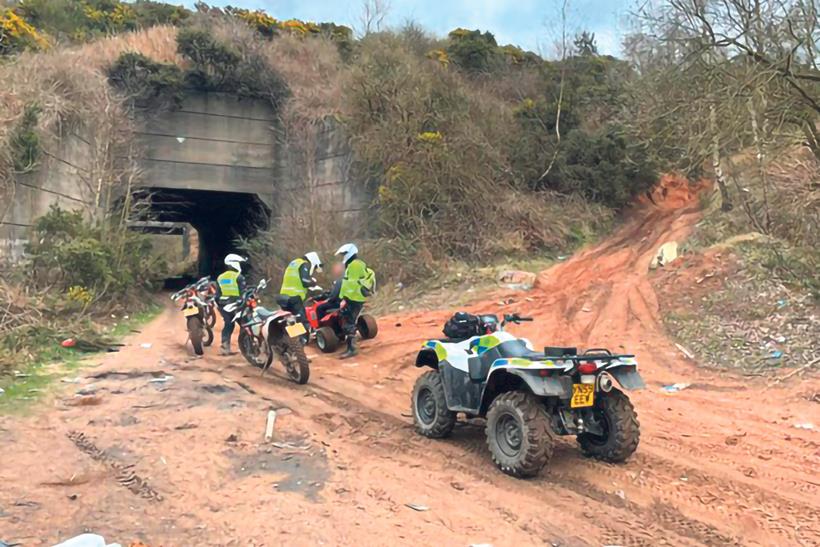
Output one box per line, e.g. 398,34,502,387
53,534,121,547
61,338,77,348
405,503,429,512
768,350,783,359
0,387,5,396
676,343,695,360
140,343,152,349
793,422,814,430
0,541,22,547
148,375,173,383
649,241,679,269
661,383,691,393
265,410,277,442
777,299,788,309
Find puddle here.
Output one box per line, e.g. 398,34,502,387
230,442,329,502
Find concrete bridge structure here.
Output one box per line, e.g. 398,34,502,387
0,92,368,274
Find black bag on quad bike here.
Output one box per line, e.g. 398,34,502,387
442,312,480,340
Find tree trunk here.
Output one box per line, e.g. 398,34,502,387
709,105,732,211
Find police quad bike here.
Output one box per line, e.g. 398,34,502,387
302,292,379,353
170,281,215,356
411,312,645,478
226,279,311,384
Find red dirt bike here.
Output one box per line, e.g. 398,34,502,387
170,279,215,356
303,292,379,353
226,279,311,384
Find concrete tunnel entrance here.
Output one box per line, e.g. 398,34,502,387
129,188,270,278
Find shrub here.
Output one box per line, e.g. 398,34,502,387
446,28,501,73
25,206,159,295
107,51,184,109
176,27,289,109
0,7,48,55
9,104,41,172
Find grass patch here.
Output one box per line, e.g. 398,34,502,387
0,302,161,414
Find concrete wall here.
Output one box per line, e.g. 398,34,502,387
0,92,369,263
134,93,279,204
0,131,95,261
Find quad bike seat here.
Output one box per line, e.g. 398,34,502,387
256,306,276,319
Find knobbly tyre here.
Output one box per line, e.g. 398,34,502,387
411,313,644,478
196,276,219,329
170,281,215,356
302,292,378,353
226,279,311,384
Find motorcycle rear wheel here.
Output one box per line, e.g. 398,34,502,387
187,316,204,356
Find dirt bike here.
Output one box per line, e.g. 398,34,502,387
411,313,645,478
302,291,379,353
226,279,311,385
190,276,218,329
170,282,215,356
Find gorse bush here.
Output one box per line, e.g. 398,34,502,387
0,7,48,54
107,51,184,109
25,206,158,296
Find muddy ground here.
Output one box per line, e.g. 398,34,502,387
1,178,818,546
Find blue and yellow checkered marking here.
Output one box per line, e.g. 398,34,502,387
468,335,502,355
491,358,557,369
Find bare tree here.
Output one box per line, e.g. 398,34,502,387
625,0,819,225
358,0,391,36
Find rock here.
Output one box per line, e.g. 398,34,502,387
497,270,536,291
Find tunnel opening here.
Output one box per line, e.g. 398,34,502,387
127,188,269,279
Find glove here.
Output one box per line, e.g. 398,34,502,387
308,285,323,293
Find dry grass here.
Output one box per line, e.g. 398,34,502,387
70,25,182,69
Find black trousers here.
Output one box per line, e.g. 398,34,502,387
316,297,341,320
281,295,309,329
219,306,235,346
340,299,363,337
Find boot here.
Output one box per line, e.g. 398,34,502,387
219,342,233,356
339,336,358,359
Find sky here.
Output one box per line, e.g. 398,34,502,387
194,0,634,57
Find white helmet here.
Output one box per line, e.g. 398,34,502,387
224,253,247,273
335,243,358,264
304,251,323,274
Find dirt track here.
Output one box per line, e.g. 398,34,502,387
2,177,818,546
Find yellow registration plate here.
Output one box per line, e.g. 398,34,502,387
285,323,306,338
183,306,199,317
571,383,595,408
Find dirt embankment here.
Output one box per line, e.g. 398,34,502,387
1,176,818,546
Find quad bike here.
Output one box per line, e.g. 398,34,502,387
170,281,215,355
226,279,311,384
302,293,379,353
411,313,644,478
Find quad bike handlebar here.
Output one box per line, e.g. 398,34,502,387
502,313,534,326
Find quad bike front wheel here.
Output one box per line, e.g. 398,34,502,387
315,326,340,353
239,330,272,369
186,316,204,356
412,371,456,438
357,314,378,340
577,389,640,463
277,338,310,384
486,391,554,478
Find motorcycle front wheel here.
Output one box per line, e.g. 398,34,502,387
238,330,272,369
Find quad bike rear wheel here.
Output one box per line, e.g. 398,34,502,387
357,314,378,340
412,371,456,438
278,338,310,384
187,316,204,356
577,389,640,463
239,330,272,369
315,326,340,353
486,391,554,478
